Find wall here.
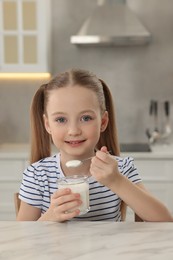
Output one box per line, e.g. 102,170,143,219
0,0,173,144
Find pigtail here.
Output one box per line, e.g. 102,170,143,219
97,79,120,156
30,84,51,164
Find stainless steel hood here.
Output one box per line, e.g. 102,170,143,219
70,0,151,46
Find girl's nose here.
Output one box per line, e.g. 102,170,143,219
68,123,82,136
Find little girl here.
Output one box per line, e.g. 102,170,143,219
17,69,173,222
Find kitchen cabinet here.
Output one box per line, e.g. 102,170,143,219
0,143,29,220
0,158,27,220
0,0,51,73
121,148,173,220
134,158,173,212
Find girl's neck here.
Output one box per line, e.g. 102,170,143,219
59,150,96,176
61,162,91,177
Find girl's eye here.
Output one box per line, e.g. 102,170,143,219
81,115,92,122
55,117,67,123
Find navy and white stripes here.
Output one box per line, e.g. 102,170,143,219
19,153,141,221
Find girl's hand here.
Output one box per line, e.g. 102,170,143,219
90,146,120,188
45,189,82,222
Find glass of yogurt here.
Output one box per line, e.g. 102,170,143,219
57,175,90,215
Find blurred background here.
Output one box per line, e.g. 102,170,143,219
0,0,173,145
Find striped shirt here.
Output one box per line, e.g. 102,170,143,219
19,153,142,221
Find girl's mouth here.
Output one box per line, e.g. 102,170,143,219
65,140,86,146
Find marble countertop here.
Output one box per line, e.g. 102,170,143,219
0,142,173,159
0,221,173,260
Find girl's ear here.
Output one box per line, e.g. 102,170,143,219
43,114,51,134
100,111,109,132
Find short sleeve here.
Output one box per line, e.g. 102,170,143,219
18,162,44,209
117,156,142,184
18,155,60,214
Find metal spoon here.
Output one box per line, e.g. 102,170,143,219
66,150,111,168
66,156,93,168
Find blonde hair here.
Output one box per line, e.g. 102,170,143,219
30,69,120,163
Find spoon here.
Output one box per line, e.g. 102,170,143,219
66,156,93,168
65,150,111,168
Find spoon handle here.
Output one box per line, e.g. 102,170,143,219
82,150,111,162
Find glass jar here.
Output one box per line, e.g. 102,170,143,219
57,175,90,215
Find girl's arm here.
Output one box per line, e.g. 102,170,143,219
17,201,41,221
112,175,173,222
90,148,173,222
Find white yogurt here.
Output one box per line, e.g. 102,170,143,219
57,176,90,215
66,160,82,168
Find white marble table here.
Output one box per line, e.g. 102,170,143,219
0,221,173,260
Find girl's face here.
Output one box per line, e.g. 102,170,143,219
44,85,108,160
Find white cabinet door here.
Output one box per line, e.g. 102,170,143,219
0,0,51,73
135,159,173,214
126,158,173,220
144,181,173,210
0,182,21,220
0,159,24,220
135,159,173,181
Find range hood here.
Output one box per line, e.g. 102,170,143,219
70,0,151,46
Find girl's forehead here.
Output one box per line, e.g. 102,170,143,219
52,85,93,93
48,85,97,100
46,86,100,112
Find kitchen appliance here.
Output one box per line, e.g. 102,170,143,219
71,0,151,46
146,100,172,144
164,101,172,136
120,143,151,152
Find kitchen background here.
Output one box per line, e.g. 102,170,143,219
1,0,173,220
0,0,173,145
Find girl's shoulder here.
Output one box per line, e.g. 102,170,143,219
114,155,135,167
31,154,58,167
113,155,139,177
25,154,60,175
